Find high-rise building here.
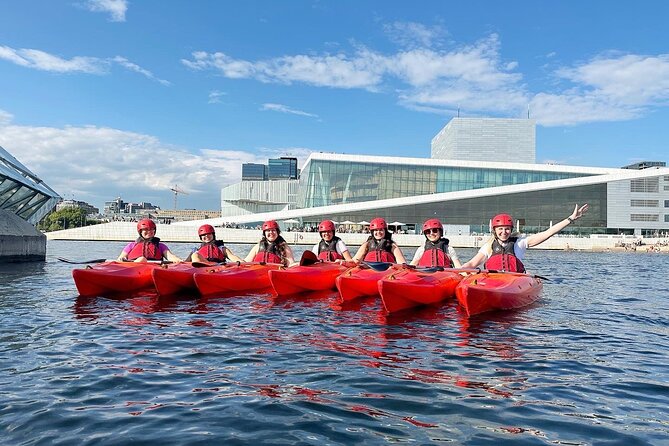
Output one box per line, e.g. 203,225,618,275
242,163,268,181
268,157,298,179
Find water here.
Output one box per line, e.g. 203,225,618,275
1,240,668,445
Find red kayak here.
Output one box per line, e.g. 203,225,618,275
151,262,224,297
335,264,404,302
378,268,466,313
269,262,353,296
72,261,160,297
455,271,543,316
193,262,282,296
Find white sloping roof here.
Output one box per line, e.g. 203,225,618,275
176,163,669,228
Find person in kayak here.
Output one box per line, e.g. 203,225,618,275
410,218,462,268
462,203,589,272
311,219,353,262
352,217,407,264
188,224,244,263
116,218,183,263
245,220,296,267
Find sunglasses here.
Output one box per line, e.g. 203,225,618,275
424,228,441,235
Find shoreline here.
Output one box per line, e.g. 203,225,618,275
45,221,669,253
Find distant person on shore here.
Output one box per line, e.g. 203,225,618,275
188,224,243,264
352,217,407,264
311,220,353,262
410,218,462,268
462,204,589,272
116,218,183,263
245,220,296,267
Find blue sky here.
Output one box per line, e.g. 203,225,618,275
1,1,669,211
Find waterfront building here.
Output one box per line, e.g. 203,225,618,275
222,156,300,217
221,179,298,217
0,145,60,224
56,199,99,215
194,118,668,237
431,117,536,163
0,145,60,262
199,150,669,237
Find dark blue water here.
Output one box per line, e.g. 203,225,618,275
1,240,667,445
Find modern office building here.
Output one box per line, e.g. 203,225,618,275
268,157,299,179
241,163,268,181
221,156,300,217
432,117,536,163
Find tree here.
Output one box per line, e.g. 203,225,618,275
37,207,95,232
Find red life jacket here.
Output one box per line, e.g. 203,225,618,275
196,240,227,262
363,237,396,263
317,236,343,261
252,236,285,264
127,237,162,261
418,238,453,267
485,237,526,273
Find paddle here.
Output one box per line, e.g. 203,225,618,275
361,261,395,272
57,257,108,264
191,261,240,268
483,269,551,281
299,250,320,266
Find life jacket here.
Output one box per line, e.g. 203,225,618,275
196,240,227,262
127,237,162,261
363,237,396,263
252,236,286,264
418,238,453,267
485,237,526,273
317,236,343,261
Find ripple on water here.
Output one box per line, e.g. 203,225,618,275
0,244,668,445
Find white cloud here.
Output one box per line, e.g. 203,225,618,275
261,103,319,118
556,54,669,105
208,90,227,104
0,45,169,85
182,50,385,89
83,0,128,22
112,56,171,86
182,34,527,117
0,115,314,209
0,109,14,125
383,21,448,49
530,53,669,126
0,45,107,74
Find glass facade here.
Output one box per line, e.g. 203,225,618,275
268,157,298,180
241,163,268,181
303,184,608,235
0,146,60,224
298,159,591,208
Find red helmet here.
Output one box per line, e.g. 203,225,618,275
369,218,387,231
262,220,280,232
491,213,514,228
318,220,336,233
137,218,156,234
198,224,215,237
422,218,443,234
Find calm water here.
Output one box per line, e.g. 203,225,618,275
1,240,668,445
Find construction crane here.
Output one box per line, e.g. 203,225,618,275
169,184,188,210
